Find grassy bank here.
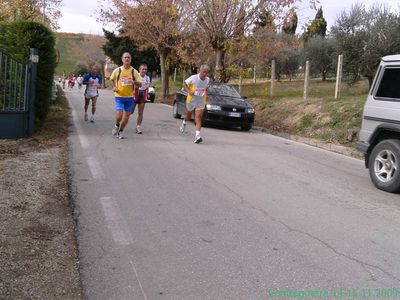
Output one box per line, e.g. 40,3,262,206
55,33,85,76
236,79,368,145
158,76,368,146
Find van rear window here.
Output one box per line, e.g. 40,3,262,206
375,68,400,100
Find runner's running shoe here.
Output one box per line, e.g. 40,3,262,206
84,113,88,121
90,115,95,123
117,131,124,139
194,135,203,144
180,121,186,133
136,126,142,134
112,125,119,136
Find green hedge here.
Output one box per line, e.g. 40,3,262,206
0,20,56,129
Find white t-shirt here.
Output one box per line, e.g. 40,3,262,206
139,74,150,91
185,74,210,98
86,77,100,97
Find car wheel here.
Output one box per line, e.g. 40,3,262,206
369,139,400,193
241,124,252,131
173,101,181,119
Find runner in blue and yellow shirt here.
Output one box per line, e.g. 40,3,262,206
110,52,141,139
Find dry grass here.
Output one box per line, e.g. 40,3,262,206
243,79,368,145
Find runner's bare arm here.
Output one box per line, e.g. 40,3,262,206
111,79,118,92
183,82,194,95
133,70,142,87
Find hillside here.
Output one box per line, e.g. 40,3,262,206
55,32,104,76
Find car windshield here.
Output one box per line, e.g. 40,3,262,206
208,84,241,98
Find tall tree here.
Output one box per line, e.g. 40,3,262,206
303,7,327,41
254,8,276,32
100,0,185,99
302,36,335,81
331,4,400,87
282,8,297,35
0,0,62,29
102,29,159,73
184,0,305,82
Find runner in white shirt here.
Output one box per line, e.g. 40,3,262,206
132,64,150,134
180,65,210,143
77,75,83,91
82,66,102,122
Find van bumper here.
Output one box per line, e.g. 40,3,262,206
356,141,369,155
356,141,370,168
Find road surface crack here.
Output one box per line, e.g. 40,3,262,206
204,170,400,284
248,203,400,284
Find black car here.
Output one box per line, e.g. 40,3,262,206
173,82,255,131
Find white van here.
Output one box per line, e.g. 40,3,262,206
357,54,400,193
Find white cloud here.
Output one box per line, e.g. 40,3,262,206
58,11,104,34
297,0,400,33
57,0,399,35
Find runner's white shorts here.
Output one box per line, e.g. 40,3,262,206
186,96,205,111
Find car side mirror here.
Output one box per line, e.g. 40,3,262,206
241,96,248,100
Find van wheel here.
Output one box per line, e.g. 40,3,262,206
369,139,400,193
173,101,181,119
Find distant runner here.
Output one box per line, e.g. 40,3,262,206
180,65,210,143
83,66,102,123
77,74,83,91
132,64,150,134
110,52,141,139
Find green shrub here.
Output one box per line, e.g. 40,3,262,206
0,20,56,129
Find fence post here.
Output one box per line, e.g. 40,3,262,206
271,60,276,97
239,72,243,94
253,65,256,84
173,67,177,83
303,60,310,101
182,70,186,86
335,54,343,99
27,48,38,136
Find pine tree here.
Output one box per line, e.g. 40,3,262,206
282,9,298,35
254,9,276,32
303,7,327,41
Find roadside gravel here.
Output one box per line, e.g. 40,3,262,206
0,90,82,299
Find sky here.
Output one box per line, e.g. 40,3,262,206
57,0,400,35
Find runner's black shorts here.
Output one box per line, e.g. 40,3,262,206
135,90,146,104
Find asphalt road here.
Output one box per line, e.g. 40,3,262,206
66,87,400,300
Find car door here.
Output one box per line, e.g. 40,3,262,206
176,89,187,115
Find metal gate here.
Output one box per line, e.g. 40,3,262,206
0,48,38,138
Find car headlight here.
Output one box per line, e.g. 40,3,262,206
206,104,221,111
247,107,255,114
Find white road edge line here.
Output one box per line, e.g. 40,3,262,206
69,98,89,149
99,197,133,246
130,259,148,300
87,157,105,180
